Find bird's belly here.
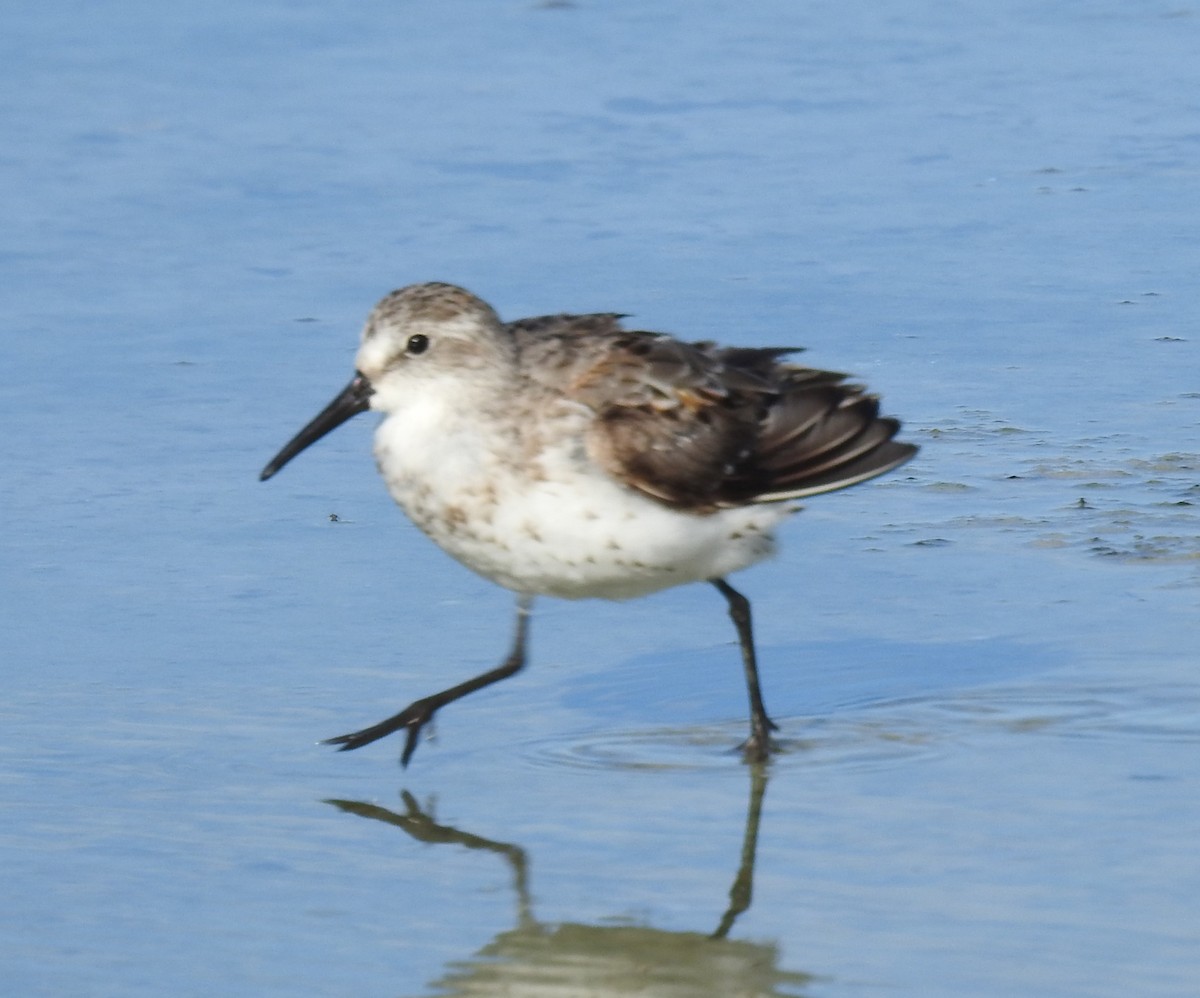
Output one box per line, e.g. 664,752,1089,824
384,463,789,601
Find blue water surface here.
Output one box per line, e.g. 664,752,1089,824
2,2,1197,996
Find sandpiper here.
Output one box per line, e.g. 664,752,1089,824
262,282,917,765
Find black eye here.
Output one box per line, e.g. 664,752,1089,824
406,334,429,355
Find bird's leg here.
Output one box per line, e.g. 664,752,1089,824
325,595,534,767
711,579,778,761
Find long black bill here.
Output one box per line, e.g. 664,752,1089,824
260,372,375,481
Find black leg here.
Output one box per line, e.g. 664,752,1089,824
325,594,533,766
711,578,778,761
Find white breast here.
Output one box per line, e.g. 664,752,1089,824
372,398,790,600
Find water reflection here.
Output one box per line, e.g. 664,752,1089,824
326,766,814,997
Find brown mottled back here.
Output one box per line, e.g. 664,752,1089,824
507,313,917,512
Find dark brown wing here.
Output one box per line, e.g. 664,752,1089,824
733,373,918,502
511,314,917,512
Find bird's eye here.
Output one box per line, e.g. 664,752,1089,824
406,334,429,355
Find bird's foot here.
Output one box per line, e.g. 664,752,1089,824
738,714,780,763
324,697,437,767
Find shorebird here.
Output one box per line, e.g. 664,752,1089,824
261,282,917,765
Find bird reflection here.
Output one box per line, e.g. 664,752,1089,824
325,765,814,996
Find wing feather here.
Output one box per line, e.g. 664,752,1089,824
509,312,917,511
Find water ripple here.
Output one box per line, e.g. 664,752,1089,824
518,714,940,773
518,681,1199,772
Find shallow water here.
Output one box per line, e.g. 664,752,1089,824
2,2,1198,996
